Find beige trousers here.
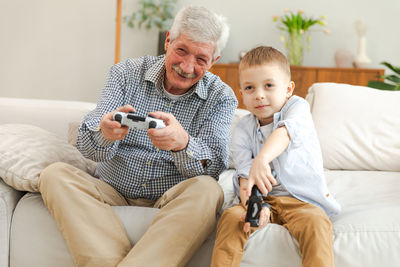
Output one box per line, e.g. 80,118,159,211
211,196,334,267
38,162,224,267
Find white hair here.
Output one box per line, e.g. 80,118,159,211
169,6,230,60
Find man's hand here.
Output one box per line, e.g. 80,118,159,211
147,111,189,151
245,156,277,197
100,105,136,141
240,205,270,233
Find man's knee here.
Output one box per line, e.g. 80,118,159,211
191,175,224,205
39,162,74,193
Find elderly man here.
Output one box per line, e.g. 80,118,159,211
38,5,237,267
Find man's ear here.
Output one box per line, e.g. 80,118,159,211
287,81,295,98
164,31,171,52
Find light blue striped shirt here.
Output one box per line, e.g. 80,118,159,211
77,55,238,200
231,96,341,217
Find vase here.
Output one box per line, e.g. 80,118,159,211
287,31,304,66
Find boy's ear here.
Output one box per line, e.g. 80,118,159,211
287,81,295,98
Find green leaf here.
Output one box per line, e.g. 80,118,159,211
381,62,400,75
367,80,397,91
382,74,400,84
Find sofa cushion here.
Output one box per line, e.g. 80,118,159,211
0,97,96,140
239,170,400,267
0,124,96,192
9,193,214,267
307,83,400,171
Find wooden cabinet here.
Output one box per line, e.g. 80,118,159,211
209,64,384,109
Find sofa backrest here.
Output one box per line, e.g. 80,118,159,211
0,97,96,140
306,82,400,171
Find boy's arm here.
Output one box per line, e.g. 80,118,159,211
245,126,290,196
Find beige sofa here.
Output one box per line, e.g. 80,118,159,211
1,82,400,267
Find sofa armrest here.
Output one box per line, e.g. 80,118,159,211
0,180,24,267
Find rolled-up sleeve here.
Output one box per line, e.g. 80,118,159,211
230,118,254,196
172,95,237,179
274,99,314,150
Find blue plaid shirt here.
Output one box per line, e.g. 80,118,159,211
77,55,238,200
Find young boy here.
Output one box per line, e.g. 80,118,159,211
211,46,341,267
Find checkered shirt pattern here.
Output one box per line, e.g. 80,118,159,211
77,55,238,200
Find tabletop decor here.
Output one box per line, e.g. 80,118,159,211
273,9,329,65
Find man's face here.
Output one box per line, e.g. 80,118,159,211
239,64,294,126
164,32,219,94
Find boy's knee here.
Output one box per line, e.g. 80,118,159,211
304,212,332,234
220,206,244,225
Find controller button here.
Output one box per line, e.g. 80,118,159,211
114,114,122,122
149,121,157,128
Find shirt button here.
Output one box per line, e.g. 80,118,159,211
156,148,160,152
189,151,193,156
142,183,146,188
147,161,151,166
169,102,173,107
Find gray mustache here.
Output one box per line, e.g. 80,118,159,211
172,65,197,79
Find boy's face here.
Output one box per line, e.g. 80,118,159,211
239,64,294,126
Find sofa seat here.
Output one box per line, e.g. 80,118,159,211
8,170,238,267
9,170,400,267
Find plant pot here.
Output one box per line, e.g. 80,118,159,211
158,31,168,56
287,31,305,66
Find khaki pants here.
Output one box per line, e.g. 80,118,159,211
211,196,334,267
38,162,224,267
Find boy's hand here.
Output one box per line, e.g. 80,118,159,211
245,156,277,196
239,177,249,206
240,206,270,233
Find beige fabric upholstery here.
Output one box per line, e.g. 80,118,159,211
0,124,95,192
307,83,400,171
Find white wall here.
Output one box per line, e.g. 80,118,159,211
1,0,399,102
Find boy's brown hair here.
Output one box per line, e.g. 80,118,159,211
239,46,291,80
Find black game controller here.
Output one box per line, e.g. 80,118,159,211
245,170,276,227
113,111,166,130
245,186,264,227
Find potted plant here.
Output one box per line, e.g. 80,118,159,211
368,62,400,91
273,9,329,66
124,0,178,55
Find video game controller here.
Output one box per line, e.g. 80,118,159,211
245,170,276,227
113,111,166,130
245,186,263,227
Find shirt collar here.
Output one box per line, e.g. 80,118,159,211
144,55,208,100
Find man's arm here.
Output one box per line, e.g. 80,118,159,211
77,64,127,162
148,94,237,179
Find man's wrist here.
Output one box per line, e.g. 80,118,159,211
172,132,190,152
